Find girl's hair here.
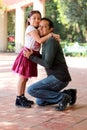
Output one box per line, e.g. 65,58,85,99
27,10,41,25
28,10,41,18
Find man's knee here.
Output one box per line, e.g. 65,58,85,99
27,86,33,95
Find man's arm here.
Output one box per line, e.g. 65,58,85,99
23,49,45,66
29,54,45,66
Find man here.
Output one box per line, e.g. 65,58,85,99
24,18,77,111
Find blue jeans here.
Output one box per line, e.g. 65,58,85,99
27,75,69,105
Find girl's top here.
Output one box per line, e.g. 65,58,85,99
24,25,41,51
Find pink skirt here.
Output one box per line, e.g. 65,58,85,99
12,48,40,78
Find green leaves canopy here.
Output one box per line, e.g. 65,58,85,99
54,0,87,42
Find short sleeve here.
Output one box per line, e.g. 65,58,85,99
25,25,36,34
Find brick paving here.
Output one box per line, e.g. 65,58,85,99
0,52,87,130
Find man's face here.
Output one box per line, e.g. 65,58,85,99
38,20,53,37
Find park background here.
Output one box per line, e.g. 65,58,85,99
0,0,87,56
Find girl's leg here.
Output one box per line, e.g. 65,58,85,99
17,75,28,96
15,75,33,107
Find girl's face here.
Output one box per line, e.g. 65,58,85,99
28,13,41,28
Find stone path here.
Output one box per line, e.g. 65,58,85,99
0,53,87,130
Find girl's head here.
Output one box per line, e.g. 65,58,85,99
28,10,41,28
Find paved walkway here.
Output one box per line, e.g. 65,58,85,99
0,53,87,130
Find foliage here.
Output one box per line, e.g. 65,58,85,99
54,0,87,43
25,6,33,21
7,11,15,52
7,0,87,48
45,0,58,30
7,11,15,35
45,0,67,39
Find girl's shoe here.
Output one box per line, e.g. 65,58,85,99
21,96,34,105
15,97,31,108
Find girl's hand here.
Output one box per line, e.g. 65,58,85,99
52,33,60,42
23,49,33,58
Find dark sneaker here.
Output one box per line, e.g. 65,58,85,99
56,94,70,111
63,89,77,105
15,97,31,108
21,96,34,105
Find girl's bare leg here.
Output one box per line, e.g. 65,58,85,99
17,75,28,96
15,75,34,107
15,75,31,107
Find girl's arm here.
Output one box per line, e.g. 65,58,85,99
28,30,60,44
53,33,60,42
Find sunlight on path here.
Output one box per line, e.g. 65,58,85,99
66,57,87,68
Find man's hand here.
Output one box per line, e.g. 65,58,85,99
23,49,33,58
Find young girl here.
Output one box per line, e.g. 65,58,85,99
12,10,58,108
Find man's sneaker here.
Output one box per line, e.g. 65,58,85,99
15,97,31,108
56,94,71,111
63,89,77,105
21,96,34,105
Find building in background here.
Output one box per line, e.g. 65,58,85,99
0,0,46,53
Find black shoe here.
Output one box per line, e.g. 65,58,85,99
15,97,31,108
56,94,70,111
63,89,77,105
21,96,34,105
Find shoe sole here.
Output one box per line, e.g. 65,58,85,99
15,104,31,108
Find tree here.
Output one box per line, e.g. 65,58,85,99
45,0,67,39
54,0,87,42
7,11,15,36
